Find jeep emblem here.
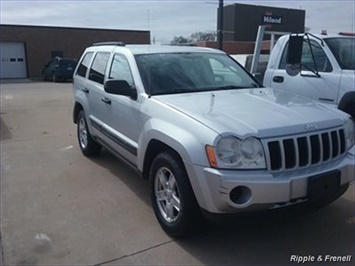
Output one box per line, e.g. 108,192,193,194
304,123,318,130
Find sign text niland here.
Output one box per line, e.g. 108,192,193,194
263,15,282,24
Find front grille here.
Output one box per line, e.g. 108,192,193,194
266,128,346,171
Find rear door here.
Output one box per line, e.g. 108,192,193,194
86,52,111,138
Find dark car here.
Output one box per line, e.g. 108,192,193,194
42,57,77,82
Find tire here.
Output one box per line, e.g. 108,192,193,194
150,150,201,238
77,110,102,157
344,101,355,119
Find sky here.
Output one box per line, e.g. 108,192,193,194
1,0,354,44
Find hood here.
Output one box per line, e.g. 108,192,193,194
155,88,346,138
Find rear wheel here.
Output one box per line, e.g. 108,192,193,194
150,150,201,238
77,110,101,156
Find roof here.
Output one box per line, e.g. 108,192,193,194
126,45,224,55
86,43,225,55
280,32,355,41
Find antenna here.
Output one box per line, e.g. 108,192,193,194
147,8,152,97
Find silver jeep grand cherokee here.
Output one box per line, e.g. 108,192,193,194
73,42,354,237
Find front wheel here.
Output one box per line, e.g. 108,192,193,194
150,151,201,238
344,101,355,119
77,110,101,157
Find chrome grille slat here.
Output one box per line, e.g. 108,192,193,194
294,138,299,168
336,130,341,157
306,135,312,166
279,139,286,171
328,131,333,160
266,128,346,172
319,133,323,162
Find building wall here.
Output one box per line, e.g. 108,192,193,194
0,25,150,78
221,3,305,42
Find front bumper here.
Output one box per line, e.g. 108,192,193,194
185,148,354,214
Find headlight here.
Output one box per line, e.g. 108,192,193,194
207,136,266,169
344,118,355,150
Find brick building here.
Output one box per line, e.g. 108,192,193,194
0,24,150,79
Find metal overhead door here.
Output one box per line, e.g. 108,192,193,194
0,42,27,78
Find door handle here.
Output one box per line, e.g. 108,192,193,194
81,88,89,93
272,76,284,83
101,97,111,105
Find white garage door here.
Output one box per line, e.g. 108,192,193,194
0,42,27,79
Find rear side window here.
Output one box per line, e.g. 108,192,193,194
89,52,110,84
76,52,93,77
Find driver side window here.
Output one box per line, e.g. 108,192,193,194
279,40,333,72
108,54,134,87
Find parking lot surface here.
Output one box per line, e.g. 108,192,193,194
1,80,354,265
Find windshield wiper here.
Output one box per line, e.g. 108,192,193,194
153,88,201,95
213,85,252,90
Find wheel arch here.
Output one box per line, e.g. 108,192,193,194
142,139,183,180
73,102,84,124
338,91,355,118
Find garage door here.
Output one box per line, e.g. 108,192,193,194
0,42,27,79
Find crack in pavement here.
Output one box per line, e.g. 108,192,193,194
93,239,175,266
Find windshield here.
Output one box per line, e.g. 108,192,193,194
135,52,259,95
325,37,355,70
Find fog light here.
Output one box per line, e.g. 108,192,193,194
230,186,252,205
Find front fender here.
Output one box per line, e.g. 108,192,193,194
137,118,217,171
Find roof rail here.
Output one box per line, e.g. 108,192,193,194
91,41,126,46
338,32,355,36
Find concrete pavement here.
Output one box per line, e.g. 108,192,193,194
0,81,354,265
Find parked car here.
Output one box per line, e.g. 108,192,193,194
42,57,77,82
73,42,354,237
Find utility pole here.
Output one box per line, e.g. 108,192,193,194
217,0,224,50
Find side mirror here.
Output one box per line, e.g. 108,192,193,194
104,79,137,100
286,34,303,76
287,34,303,64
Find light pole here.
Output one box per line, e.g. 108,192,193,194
217,0,224,50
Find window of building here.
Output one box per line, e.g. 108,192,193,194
51,51,64,58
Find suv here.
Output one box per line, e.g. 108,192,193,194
42,57,77,82
73,42,354,237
